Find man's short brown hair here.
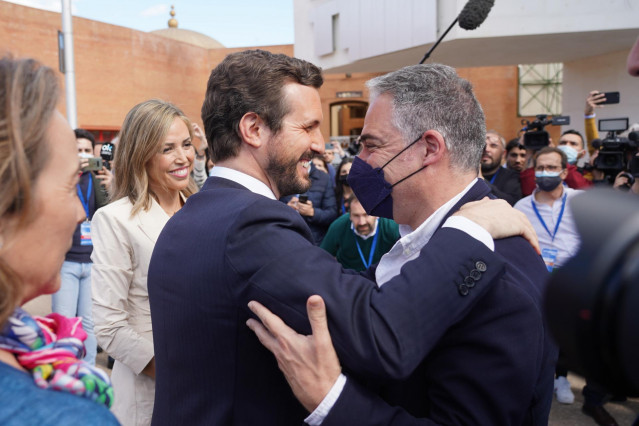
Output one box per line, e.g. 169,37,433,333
201,49,323,163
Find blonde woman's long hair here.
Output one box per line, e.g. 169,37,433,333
0,56,59,326
111,99,198,215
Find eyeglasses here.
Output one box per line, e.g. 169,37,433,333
534,165,563,172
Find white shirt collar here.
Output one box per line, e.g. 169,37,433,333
376,178,478,286
209,166,276,200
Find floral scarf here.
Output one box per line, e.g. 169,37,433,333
0,307,113,408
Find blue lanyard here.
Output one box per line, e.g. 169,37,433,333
353,228,379,269
76,176,92,219
531,193,567,242
489,168,499,184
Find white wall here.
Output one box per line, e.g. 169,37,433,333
562,49,639,138
294,0,639,72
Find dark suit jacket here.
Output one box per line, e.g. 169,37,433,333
483,166,523,205
322,180,557,425
148,177,504,425
280,164,337,245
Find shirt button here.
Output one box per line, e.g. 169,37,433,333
475,261,487,272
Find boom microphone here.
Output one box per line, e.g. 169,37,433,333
458,0,495,30
418,0,495,64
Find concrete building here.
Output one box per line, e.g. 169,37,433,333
295,0,639,140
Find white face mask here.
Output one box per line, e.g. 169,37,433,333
78,152,92,159
557,145,578,165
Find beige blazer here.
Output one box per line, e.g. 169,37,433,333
91,196,170,426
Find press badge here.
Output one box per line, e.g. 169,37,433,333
541,248,558,273
80,220,92,246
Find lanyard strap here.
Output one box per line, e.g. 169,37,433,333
531,193,567,241
489,168,499,184
76,176,92,219
353,229,379,269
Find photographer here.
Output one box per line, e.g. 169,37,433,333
50,128,110,365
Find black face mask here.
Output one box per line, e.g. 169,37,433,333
347,134,426,219
338,175,349,187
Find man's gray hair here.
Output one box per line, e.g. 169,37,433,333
366,64,486,172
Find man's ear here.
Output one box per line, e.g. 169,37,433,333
421,130,446,166
578,149,586,159
238,112,266,149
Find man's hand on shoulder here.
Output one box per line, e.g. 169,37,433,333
454,197,540,254
246,295,341,413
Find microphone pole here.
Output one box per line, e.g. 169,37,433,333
418,0,494,65
419,18,458,65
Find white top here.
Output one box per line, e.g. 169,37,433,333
514,185,581,268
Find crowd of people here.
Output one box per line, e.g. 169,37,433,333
0,34,637,426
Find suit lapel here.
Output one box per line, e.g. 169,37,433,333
137,197,170,244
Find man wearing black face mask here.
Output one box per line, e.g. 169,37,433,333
246,64,555,425
515,147,581,273
150,51,542,426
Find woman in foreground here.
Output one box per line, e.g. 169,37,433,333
0,56,117,424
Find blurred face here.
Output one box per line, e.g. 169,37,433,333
558,133,584,157
266,83,324,197
507,147,527,172
322,149,334,163
339,162,352,179
77,138,93,156
311,157,327,173
1,112,85,303
349,200,376,236
481,133,505,173
534,152,567,181
147,117,194,195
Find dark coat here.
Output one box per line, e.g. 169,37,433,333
148,177,504,425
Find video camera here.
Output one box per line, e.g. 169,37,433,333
521,114,570,150
100,141,115,170
592,118,638,179
545,189,639,397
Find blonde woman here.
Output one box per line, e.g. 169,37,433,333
91,99,197,426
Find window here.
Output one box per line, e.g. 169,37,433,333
518,63,563,116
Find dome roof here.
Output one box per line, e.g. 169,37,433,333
150,28,225,49
150,6,224,49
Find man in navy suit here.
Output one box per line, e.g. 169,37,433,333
247,64,557,425
148,50,542,425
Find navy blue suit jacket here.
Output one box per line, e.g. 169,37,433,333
280,164,337,245
148,177,506,425
321,180,557,425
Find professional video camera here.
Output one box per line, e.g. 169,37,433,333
100,141,115,170
545,189,639,397
521,114,570,150
592,118,638,180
